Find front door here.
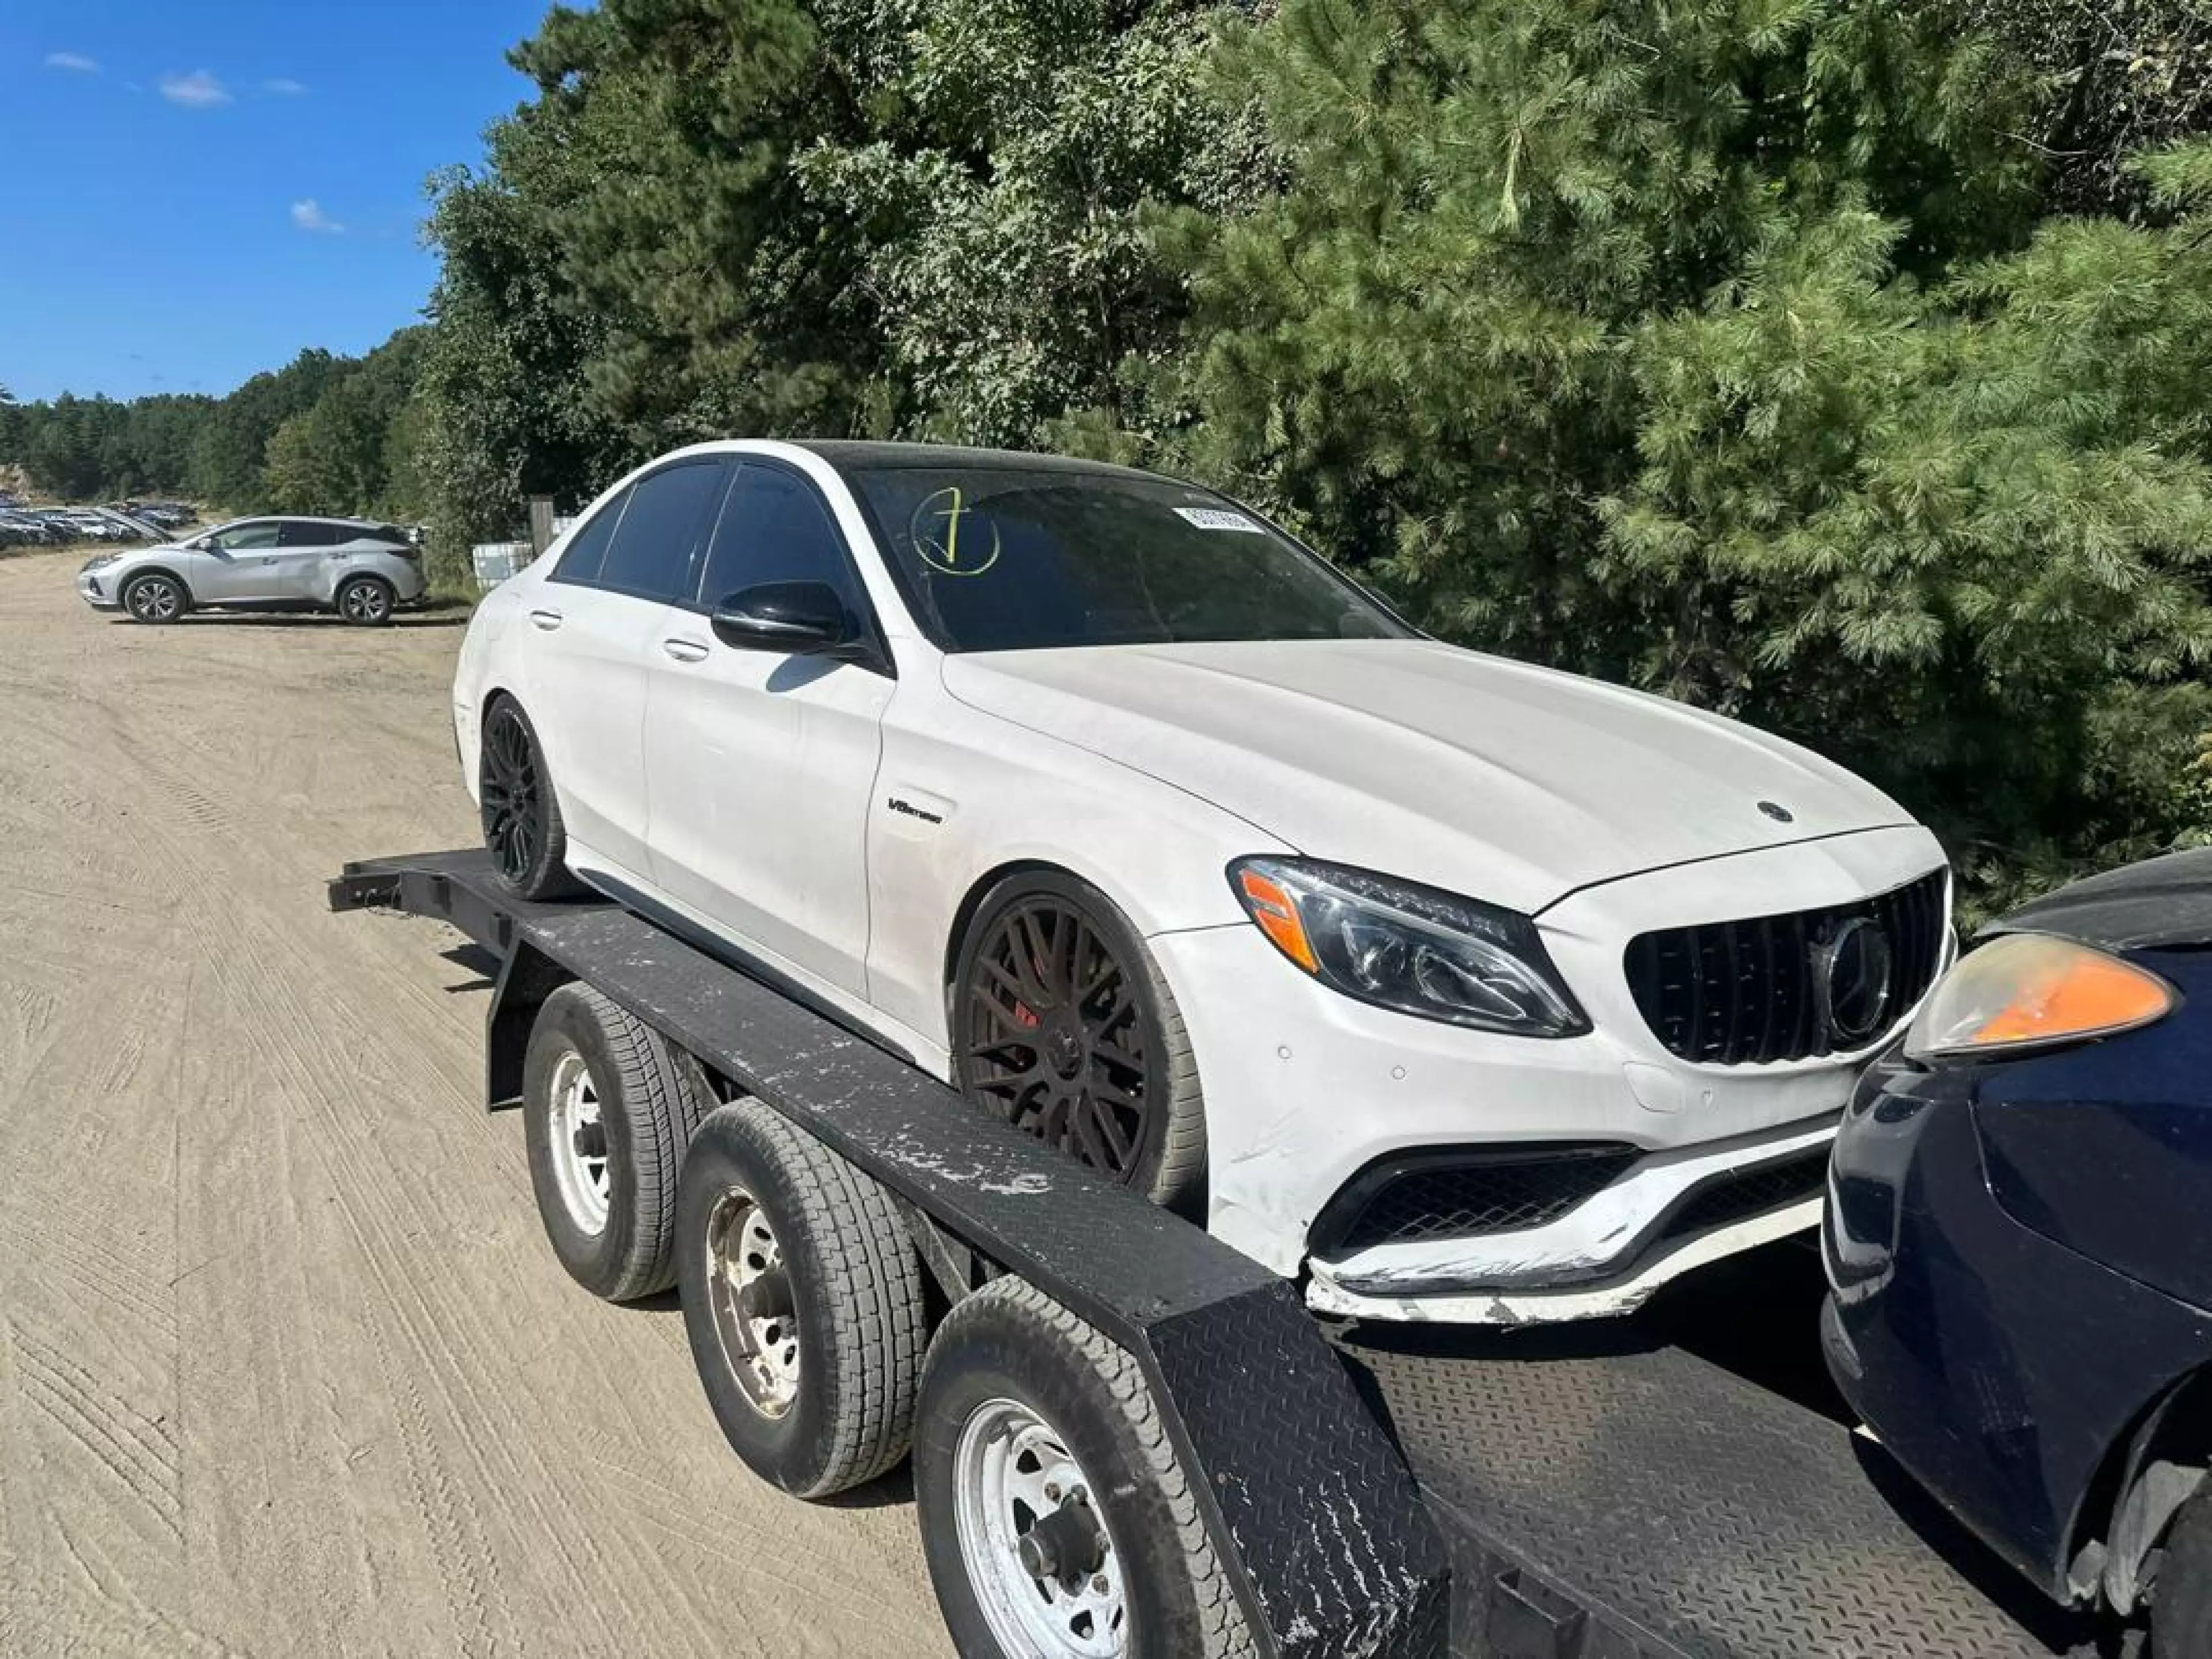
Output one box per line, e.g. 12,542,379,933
642,459,891,996
188,519,286,600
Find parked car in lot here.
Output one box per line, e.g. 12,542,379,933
77,514,426,625
453,439,1953,1323
1825,847,2212,1649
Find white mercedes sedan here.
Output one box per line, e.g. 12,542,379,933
453,440,1950,1324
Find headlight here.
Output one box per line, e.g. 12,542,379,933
1903,932,2175,1062
81,552,122,571
1228,857,1589,1037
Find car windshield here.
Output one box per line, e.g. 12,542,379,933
841,463,1411,653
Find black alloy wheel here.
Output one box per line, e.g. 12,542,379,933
480,702,543,884
957,893,1162,1188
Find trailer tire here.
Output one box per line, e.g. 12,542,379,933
522,984,709,1301
676,1101,925,1498
2153,1485,2212,1654
914,1277,1253,1659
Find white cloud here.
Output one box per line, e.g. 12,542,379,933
290,198,344,235
44,51,100,73
262,77,307,96
158,69,231,109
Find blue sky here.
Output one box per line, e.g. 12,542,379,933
0,0,552,403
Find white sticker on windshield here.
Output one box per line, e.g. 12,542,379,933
1174,506,1266,533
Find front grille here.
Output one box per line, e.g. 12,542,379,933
1623,867,1948,1066
1658,1147,1831,1243
1316,1143,1638,1252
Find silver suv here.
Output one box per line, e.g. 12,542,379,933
77,515,429,626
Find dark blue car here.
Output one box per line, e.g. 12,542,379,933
1824,847,2212,1650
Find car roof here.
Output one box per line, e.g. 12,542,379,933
213,514,397,531
790,440,1163,484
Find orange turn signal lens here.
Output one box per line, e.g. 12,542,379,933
1236,866,1319,975
1906,932,2175,1060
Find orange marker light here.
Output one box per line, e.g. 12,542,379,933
1238,868,1319,974
1971,948,2173,1047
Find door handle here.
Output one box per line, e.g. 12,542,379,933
529,609,564,631
661,637,710,664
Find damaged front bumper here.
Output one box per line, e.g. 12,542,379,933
1305,1116,1834,1325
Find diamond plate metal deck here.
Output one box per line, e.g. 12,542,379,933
1350,1325,2105,1658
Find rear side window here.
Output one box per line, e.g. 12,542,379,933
552,490,629,586
279,521,340,547
692,463,861,611
599,460,730,601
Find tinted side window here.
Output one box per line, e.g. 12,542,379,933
693,463,861,611
600,461,730,601
279,521,339,547
215,521,281,551
552,489,629,586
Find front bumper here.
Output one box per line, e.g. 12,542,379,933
77,570,120,609
1823,1048,2212,1603
1150,824,1946,1324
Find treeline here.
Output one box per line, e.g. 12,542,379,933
10,0,2212,908
0,330,426,524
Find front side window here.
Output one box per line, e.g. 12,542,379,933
840,464,1409,653
597,460,729,601
692,463,862,612
211,520,281,552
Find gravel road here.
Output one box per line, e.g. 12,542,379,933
0,551,949,1656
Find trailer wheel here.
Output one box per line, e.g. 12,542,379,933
522,983,709,1301
915,1277,1253,1659
676,1101,925,1498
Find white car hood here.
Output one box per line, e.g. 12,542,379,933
941,639,1916,915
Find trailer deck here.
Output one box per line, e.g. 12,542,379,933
332,849,2111,1659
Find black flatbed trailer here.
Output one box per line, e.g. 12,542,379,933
332,848,2109,1659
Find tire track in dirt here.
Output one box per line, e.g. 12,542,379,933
0,552,949,1659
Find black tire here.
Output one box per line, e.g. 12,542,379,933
522,983,711,1301
2153,1486,2212,1654
951,870,1207,1215
914,1277,1253,1659
479,693,577,900
335,574,396,626
122,571,188,624
676,1100,926,1498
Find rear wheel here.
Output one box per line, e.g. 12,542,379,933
122,571,187,623
521,983,710,1301
335,574,395,626
479,694,575,900
952,872,1206,1214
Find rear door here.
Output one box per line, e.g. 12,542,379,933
524,458,732,881
274,520,341,599
641,458,892,994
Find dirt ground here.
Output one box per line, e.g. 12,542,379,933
0,551,949,1656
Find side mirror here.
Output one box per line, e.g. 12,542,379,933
191,535,214,551
710,580,859,657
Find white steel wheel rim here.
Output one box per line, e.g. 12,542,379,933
547,1049,611,1235
704,1189,801,1418
952,1398,1127,1658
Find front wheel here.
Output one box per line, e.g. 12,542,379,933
951,872,1206,1214
335,574,395,626
122,572,187,623
2152,1484,2212,1654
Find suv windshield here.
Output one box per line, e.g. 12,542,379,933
841,463,1409,653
